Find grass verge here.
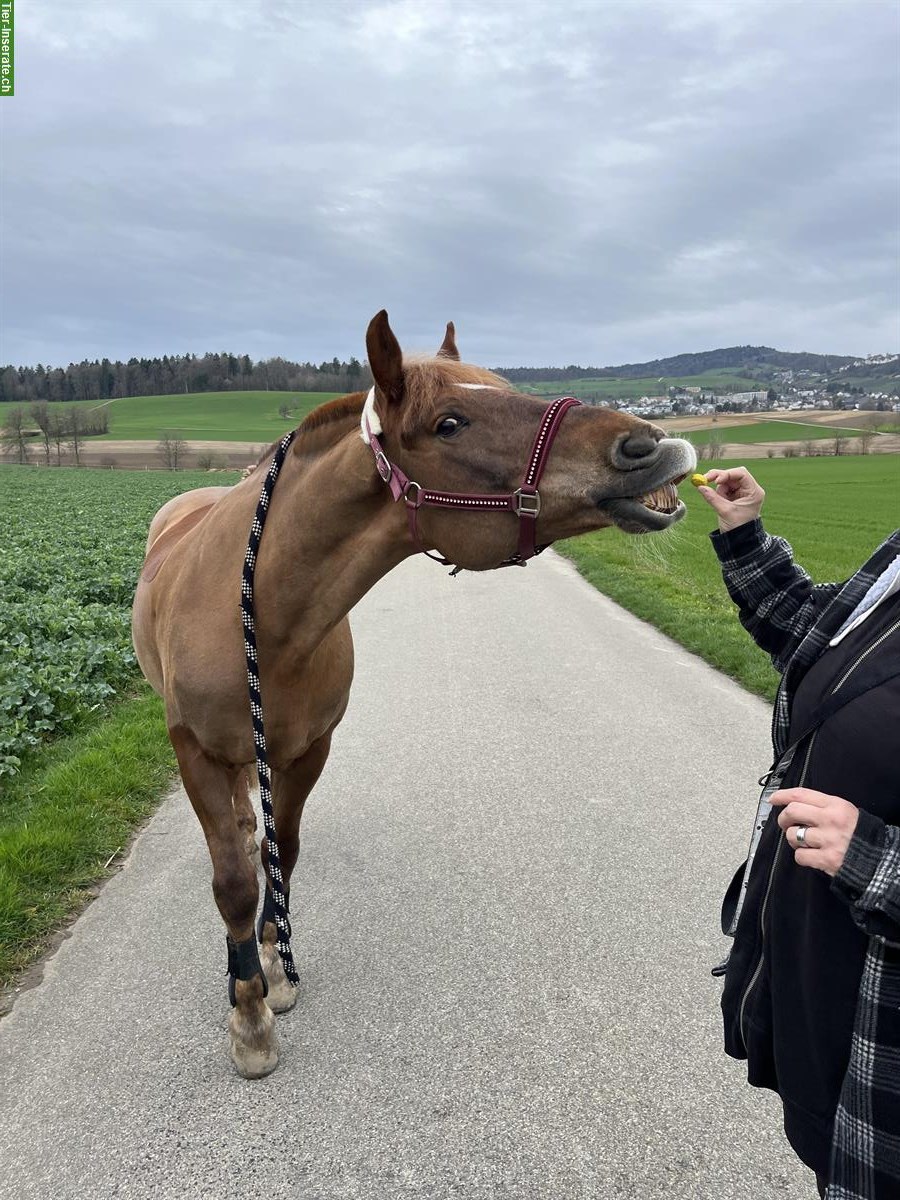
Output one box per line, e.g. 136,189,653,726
0,685,175,991
558,455,899,704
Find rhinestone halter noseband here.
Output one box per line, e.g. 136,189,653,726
360,386,582,570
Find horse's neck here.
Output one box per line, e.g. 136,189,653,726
251,422,411,654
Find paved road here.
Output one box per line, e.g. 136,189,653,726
0,551,811,1200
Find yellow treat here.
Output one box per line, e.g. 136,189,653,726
691,473,712,488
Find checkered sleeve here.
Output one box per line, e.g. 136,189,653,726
827,937,900,1198
832,810,900,948
710,519,842,671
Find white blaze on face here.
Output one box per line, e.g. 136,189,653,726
360,382,499,445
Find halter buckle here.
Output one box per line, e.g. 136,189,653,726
514,488,541,517
374,450,392,483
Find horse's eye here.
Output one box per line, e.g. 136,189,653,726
435,415,467,438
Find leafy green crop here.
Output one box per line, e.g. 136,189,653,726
0,466,238,777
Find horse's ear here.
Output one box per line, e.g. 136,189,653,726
366,310,404,404
437,321,460,360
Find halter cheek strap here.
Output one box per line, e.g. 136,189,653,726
361,388,582,570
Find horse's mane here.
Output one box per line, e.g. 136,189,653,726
248,357,508,469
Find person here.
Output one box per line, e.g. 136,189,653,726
697,466,900,1200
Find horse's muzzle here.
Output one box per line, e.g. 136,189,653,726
596,437,697,533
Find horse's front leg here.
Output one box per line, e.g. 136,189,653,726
232,766,258,858
260,729,334,1013
169,725,277,1079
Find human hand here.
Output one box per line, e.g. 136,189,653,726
771,787,860,877
696,466,765,532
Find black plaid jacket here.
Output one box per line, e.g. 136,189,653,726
711,519,900,1199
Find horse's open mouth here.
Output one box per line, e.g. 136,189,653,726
601,473,689,532
636,480,681,514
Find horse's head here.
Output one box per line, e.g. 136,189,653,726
365,311,696,572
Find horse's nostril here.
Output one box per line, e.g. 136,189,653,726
619,433,659,460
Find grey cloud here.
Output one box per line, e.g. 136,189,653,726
1,0,897,368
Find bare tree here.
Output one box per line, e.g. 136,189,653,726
31,403,52,466
66,406,88,465
1,406,32,463
49,409,69,465
86,406,110,435
157,432,187,469
696,432,725,461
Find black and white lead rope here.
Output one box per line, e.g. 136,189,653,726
240,430,300,986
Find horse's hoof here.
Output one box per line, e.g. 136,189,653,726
228,1035,278,1079
227,1002,278,1079
260,941,298,1014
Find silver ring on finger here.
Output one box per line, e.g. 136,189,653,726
795,824,809,847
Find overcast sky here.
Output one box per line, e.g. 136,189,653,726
1,0,898,369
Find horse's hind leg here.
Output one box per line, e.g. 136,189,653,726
169,725,277,1079
232,767,258,858
259,729,334,1013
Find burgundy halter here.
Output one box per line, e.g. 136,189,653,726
362,391,582,570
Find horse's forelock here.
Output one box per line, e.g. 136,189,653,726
254,360,508,464
399,357,508,437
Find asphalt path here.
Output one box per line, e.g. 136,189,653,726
0,550,811,1199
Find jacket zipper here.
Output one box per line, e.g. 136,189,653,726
735,612,900,1050
831,614,900,693
738,731,816,1049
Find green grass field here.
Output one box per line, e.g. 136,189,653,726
685,420,870,444
29,391,340,443
559,455,899,702
518,368,763,402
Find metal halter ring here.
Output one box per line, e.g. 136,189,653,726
795,824,809,847
403,480,424,508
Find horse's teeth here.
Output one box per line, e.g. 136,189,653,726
638,482,678,513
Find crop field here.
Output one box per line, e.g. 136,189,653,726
560,455,899,701
0,466,240,775
0,464,245,986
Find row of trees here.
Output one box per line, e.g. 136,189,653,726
0,352,373,406
696,426,886,462
0,404,109,465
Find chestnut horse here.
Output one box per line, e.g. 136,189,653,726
132,311,696,1077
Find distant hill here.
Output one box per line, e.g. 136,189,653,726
4,345,896,409
498,347,860,383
